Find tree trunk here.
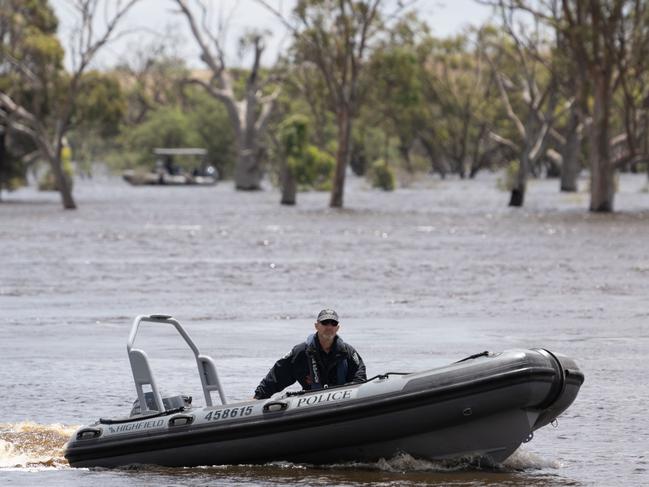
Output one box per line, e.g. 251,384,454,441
457,108,471,179
457,157,466,179
419,136,446,178
509,152,529,207
398,141,413,174
469,125,488,179
330,107,352,208
48,151,76,209
643,111,649,183
560,108,581,192
0,126,5,201
589,75,614,212
234,125,263,191
280,158,296,205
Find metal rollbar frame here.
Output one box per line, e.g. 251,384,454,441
127,314,227,414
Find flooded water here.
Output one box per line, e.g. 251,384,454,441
1,172,648,485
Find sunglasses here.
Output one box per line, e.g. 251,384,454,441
319,320,339,327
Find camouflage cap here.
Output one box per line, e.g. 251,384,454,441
317,309,339,323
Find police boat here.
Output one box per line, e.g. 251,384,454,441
64,314,584,468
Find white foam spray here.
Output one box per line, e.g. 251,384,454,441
0,422,79,469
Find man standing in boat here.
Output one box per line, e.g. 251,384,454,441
254,309,366,399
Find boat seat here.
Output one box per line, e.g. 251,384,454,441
129,348,164,413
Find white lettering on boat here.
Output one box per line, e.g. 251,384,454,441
108,419,165,434
294,389,355,408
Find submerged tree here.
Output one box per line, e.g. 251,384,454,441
260,0,407,208
486,6,562,207
489,0,649,212
365,39,423,174
418,27,507,179
0,0,139,209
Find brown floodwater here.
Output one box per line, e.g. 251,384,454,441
1,172,648,486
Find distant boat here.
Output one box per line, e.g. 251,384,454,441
122,148,218,186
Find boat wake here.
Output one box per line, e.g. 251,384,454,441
501,448,561,470
324,448,560,473
0,422,78,469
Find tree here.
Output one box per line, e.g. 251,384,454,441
174,0,279,190
67,70,127,176
0,0,61,198
551,22,584,192
561,1,620,211
113,36,188,126
417,28,507,179
0,0,139,209
492,0,649,212
286,63,334,150
486,6,562,207
278,114,308,205
365,42,422,173
260,0,397,208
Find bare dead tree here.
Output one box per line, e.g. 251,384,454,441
174,0,280,190
0,0,139,209
485,5,561,207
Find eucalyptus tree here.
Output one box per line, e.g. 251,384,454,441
365,43,422,173
488,0,649,212
0,0,139,209
259,0,412,208
359,14,429,172
560,0,648,211
549,23,584,192
486,6,562,207
417,28,508,179
610,5,649,178
174,0,280,190
363,21,498,179
288,63,335,151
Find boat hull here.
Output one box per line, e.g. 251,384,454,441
122,170,216,186
64,349,584,468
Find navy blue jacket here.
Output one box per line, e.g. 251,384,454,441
254,334,366,399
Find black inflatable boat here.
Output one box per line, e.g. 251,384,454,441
64,315,584,467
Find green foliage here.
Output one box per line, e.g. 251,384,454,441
22,28,64,68
0,0,64,180
279,114,309,156
184,89,236,177
278,114,334,190
16,0,59,33
0,132,28,192
113,107,201,169
294,145,335,190
109,89,235,176
38,143,74,191
66,71,127,176
369,159,395,191
350,125,399,176
74,71,126,137
367,46,422,150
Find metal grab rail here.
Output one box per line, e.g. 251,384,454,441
127,314,227,414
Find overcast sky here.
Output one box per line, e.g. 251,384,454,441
50,0,494,70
